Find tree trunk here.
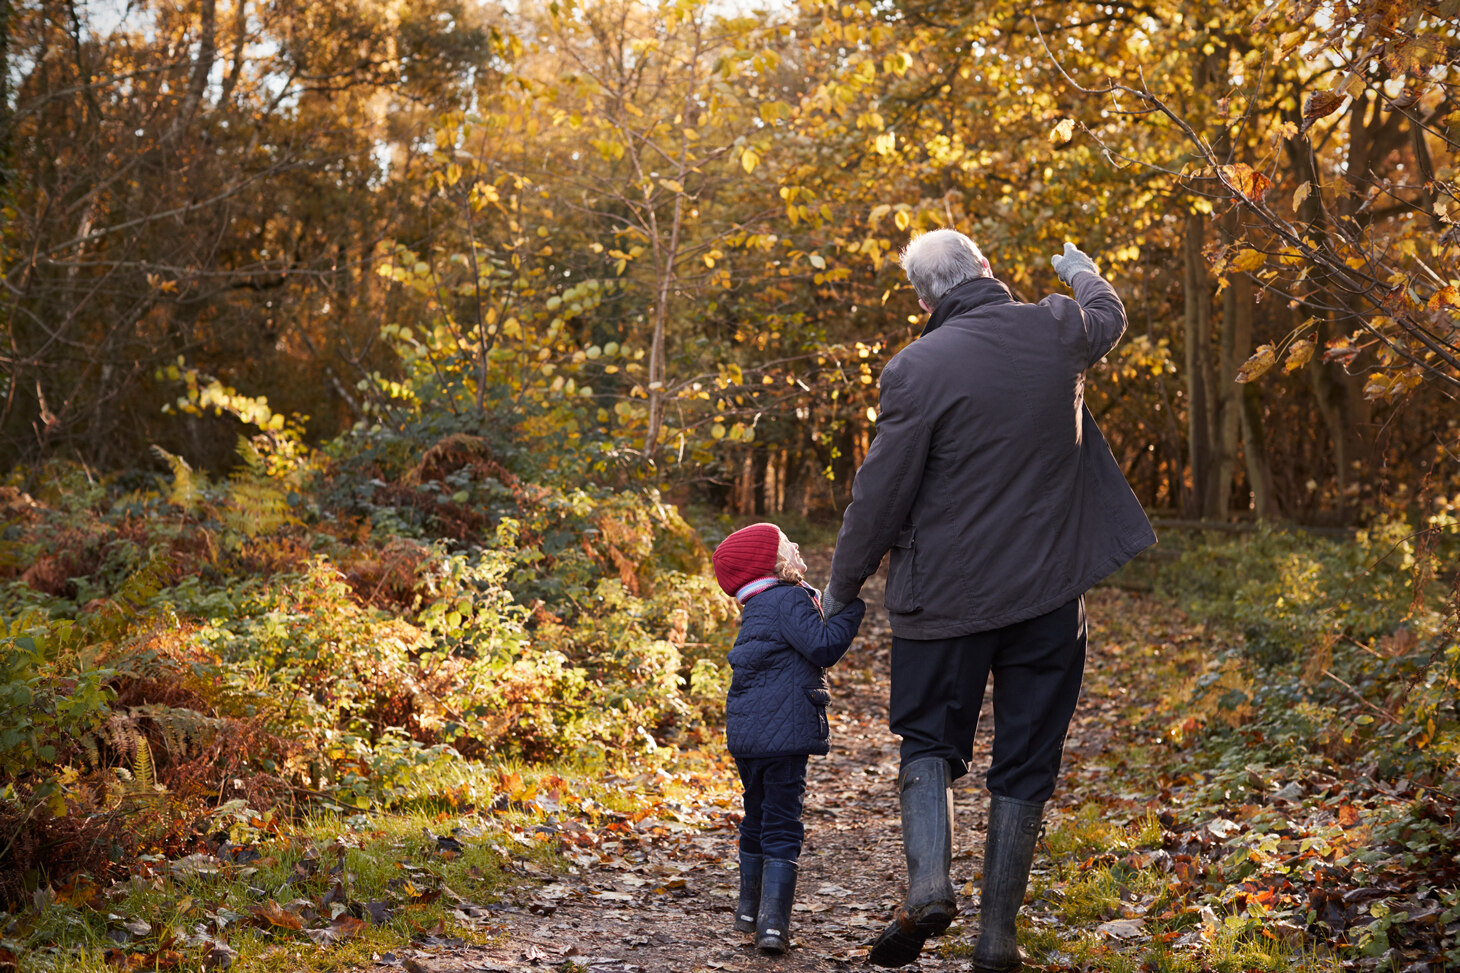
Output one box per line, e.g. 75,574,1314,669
0,0,10,188
166,0,218,144
1182,212,1213,518
1240,382,1279,519
1214,216,1246,518
751,448,770,515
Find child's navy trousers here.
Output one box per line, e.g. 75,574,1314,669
734,755,809,861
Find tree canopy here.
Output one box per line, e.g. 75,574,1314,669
3,0,1458,521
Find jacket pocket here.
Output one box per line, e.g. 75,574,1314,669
805,687,830,741
883,524,921,614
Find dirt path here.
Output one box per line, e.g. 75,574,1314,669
395,553,1122,973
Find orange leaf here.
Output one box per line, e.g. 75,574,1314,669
1337,804,1360,828
1219,163,1273,201
1323,337,1359,365
1427,284,1460,310
253,899,304,932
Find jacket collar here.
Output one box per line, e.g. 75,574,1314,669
736,577,824,613
921,276,1015,336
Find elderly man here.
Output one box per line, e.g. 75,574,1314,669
820,230,1155,970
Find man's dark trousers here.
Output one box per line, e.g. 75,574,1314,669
735,755,809,861
889,596,1086,802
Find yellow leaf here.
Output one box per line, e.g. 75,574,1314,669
1293,181,1311,209
659,178,684,194
1235,344,1278,383
1231,249,1266,273
869,203,891,226
809,253,826,270
741,149,759,173
1283,338,1314,373
1049,118,1075,145
894,209,911,231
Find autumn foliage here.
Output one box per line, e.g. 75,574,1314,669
1,0,1460,970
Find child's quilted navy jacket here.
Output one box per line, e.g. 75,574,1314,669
725,583,865,758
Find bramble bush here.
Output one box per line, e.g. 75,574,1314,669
1148,517,1460,968
0,379,737,896
1153,517,1459,775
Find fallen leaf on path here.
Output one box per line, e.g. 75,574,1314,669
1098,918,1145,939
250,899,304,932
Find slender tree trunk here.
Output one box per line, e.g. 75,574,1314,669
166,0,217,144
1183,212,1213,518
1214,219,1245,518
1309,313,1350,502
0,0,10,189
1240,382,1278,519
1284,103,1373,520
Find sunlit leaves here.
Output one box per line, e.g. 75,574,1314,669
1235,344,1278,383
1427,285,1460,311
1217,164,1273,202
1230,249,1267,274
1283,338,1315,374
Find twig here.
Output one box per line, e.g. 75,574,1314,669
1321,669,1399,724
1343,635,1386,661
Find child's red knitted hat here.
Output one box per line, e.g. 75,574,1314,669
712,523,781,595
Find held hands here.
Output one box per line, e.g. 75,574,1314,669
1050,242,1099,286
820,590,847,621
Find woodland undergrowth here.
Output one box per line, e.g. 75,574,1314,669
1008,522,1460,973
2,406,1458,971
0,395,743,968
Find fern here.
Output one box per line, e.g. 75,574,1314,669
132,733,154,793
133,703,222,760
95,552,175,637
222,439,297,538
80,705,221,772
151,445,204,510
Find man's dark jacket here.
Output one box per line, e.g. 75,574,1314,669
724,584,865,758
826,272,1156,640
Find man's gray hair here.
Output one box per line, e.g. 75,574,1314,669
899,229,990,308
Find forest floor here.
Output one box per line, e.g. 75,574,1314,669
23,538,1446,973
372,551,1192,973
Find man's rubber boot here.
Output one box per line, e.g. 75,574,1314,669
734,852,763,933
971,794,1045,972
755,858,798,954
868,758,957,967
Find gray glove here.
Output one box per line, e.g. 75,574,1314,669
820,590,848,621
1050,242,1099,285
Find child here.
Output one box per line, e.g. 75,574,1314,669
712,523,866,954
